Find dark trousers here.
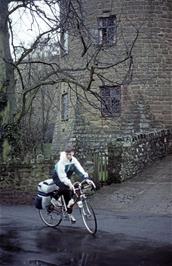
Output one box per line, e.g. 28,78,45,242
53,172,73,213
58,188,72,205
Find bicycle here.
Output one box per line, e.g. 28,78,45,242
39,179,97,235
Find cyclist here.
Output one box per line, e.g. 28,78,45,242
52,145,90,223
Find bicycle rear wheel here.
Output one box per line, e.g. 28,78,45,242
39,204,62,227
80,200,97,235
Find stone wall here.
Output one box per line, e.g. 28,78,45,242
0,160,54,204
0,129,171,204
108,129,172,182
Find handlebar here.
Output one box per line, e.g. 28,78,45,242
73,179,96,192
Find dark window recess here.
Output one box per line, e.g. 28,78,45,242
97,16,117,45
61,93,68,120
100,86,121,117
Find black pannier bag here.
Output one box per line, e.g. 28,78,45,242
35,195,42,209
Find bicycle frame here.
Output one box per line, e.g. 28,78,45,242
57,186,84,214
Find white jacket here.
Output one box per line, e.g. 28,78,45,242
54,152,88,189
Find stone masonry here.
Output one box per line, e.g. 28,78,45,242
107,129,172,182
0,160,53,204
52,0,172,153
0,129,171,204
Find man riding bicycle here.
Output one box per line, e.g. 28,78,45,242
52,145,91,223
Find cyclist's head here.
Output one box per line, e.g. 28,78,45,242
65,145,75,160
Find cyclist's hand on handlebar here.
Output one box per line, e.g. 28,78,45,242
85,179,96,190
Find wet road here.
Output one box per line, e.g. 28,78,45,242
0,205,172,266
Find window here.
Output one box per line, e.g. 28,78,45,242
100,85,121,117
60,30,68,55
97,16,117,45
61,93,68,120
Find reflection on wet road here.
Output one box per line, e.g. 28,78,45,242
0,221,171,266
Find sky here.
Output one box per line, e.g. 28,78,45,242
9,1,60,48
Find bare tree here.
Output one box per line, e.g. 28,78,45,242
0,0,139,160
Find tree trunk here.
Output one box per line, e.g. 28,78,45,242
0,0,16,160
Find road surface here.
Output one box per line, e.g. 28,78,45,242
0,156,172,265
0,205,171,266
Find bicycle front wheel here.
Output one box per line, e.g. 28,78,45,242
80,200,97,235
39,205,62,227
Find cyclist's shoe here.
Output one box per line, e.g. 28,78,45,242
69,214,76,223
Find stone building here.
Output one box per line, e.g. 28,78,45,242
52,0,172,153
